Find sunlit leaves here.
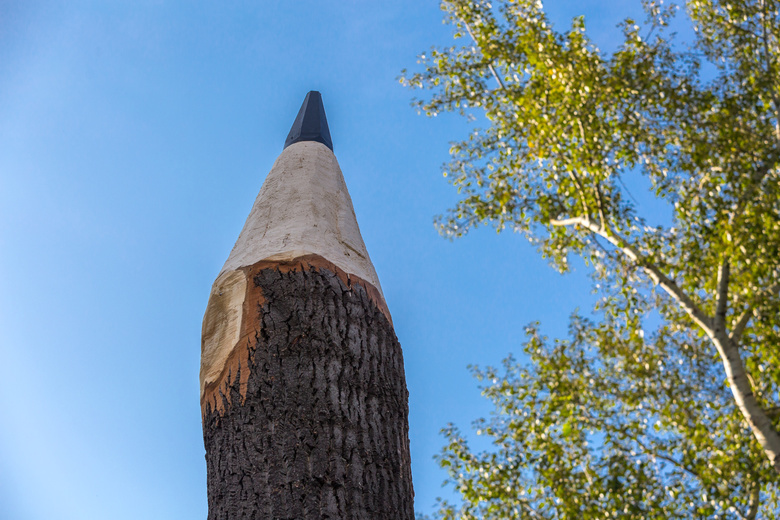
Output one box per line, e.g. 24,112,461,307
434,316,777,518
405,0,780,517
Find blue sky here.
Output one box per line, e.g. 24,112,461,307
1,1,655,518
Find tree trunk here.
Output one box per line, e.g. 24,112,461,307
202,259,414,519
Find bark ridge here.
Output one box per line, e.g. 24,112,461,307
203,264,414,519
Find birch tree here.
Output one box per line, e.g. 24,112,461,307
403,0,780,517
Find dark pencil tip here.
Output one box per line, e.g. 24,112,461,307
283,91,333,151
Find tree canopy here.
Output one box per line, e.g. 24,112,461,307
402,0,780,517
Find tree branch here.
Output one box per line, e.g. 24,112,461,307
549,216,714,333
759,0,780,144
730,280,780,342
461,19,506,90
518,500,544,520
714,260,730,333
593,181,609,233
566,170,591,218
745,475,760,520
595,421,754,519
712,331,780,476
573,121,610,230
629,433,702,481
551,218,780,474
729,153,778,227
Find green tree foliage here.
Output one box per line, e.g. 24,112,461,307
402,0,780,517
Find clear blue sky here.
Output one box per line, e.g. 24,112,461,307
1,1,652,518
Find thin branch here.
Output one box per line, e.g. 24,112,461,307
602,423,754,520
518,500,544,520
462,19,506,90
729,154,778,227
550,216,714,333
550,221,780,475
745,476,760,520
593,181,609,234
749,370,763,393
589,233,613,259
629,433,702,481
574,119,609,231
723,19,762,40
730,280,780,342
550,216,586,227
630,429,756,520
616,175,639,205
714,260,730,333
567,169,591,218
731,310,753,343
759,0,780,144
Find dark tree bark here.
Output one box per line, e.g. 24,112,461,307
203,262,414,520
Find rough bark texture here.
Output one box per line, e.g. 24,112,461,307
203,264,414,520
